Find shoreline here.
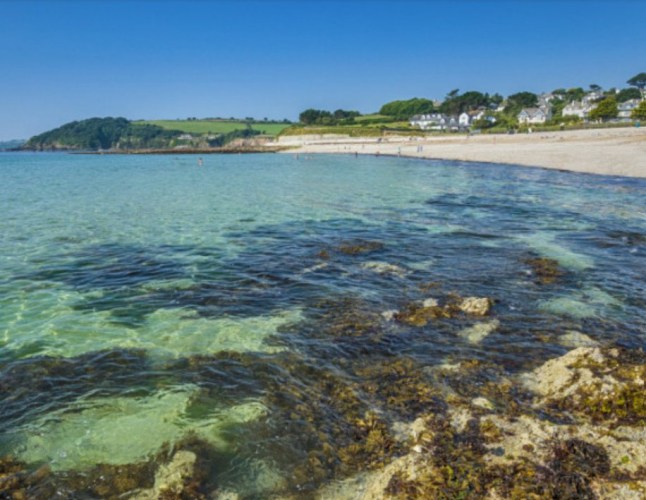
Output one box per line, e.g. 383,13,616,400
277,126,646,178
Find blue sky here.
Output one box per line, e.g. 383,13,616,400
1,0,645,140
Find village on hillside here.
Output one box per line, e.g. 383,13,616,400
409,76,645,132
293,73,646,137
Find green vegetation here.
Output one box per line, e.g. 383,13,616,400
23,117,181,151
21,117,289,152
379,98,435,120
589,97,618,122
439,90,501,115
298,109,361,126
632,100,646,120
627,72,646,92
616,87,642,102
503,91,538,116
140,119,289,136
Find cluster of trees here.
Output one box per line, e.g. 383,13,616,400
439,90,504,115
23,117,181,151
379,98,435,119
299,109,361,125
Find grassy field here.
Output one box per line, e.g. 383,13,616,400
353,114,391,122
137,120,291,136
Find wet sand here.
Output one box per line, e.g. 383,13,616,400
277,127,646,178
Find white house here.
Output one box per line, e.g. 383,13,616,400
562,101,594,119
618,99,641,120
538,93,557,107
410,113,445,130
410,113,461,131
458,112,471,128
583,91,604,105
517,107,552,125
458,110,493,129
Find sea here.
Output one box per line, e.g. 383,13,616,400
1,152,645,496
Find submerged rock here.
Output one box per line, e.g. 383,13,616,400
458,319,500,344
560,330,601,348
361,261,408,277
134,450,197,500
524,256,563,284
337,240,384,256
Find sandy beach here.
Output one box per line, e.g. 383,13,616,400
278,126,646,178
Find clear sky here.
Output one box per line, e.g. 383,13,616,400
1,0,645,140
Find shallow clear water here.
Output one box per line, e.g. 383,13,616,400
1,152,645,495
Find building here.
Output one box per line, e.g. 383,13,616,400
410,113,460,131
409,113,445,130
458,112,471,128
618,99,641,121
583,91,605,105
517,107,552,125
562,101,594,119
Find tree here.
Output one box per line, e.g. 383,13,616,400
507,92,538,107
589,84,602,92
379,98,435,119
550,98,566,118
627,72,646,91
616,87,642,103
504,91,538,116
299,109,330,125
489,93,504,107
565,87,585,103
631,100,646,120
589,97,618,122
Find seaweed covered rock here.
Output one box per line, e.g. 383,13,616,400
316,347,646,499
134,450,197,500
522,347,646,426
0,456,53,499
394,294,493,327
394,302,459,327
337,240,384,256
524,256,564,285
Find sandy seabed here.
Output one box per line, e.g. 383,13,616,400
278,127,646,178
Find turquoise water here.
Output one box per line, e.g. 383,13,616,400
1,152,645,495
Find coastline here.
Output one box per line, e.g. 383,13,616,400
277,126,646,178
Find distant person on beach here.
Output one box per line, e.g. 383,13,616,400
197,158,203,166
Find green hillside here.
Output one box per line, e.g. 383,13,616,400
23,117,180,151
21,117,279,151
139,120,290,136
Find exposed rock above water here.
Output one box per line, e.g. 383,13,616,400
317,346,646,499
395,295,492,327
